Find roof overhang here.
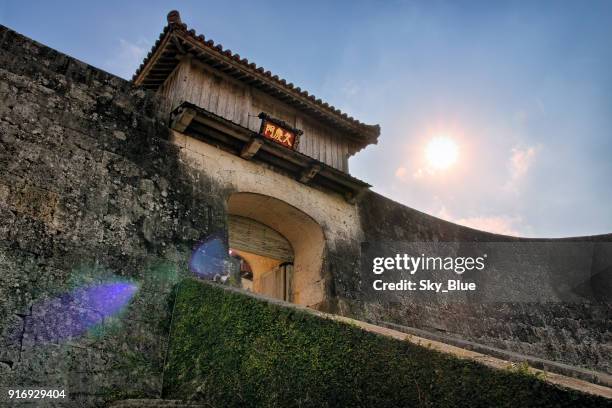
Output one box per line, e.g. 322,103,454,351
170,101,371,203
134,10,380,149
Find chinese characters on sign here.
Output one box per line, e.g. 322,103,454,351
259,114,298,149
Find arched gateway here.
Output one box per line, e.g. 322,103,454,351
227,192,325,307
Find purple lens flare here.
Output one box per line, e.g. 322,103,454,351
189,234,226,279
19,281,138,344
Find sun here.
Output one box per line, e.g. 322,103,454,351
425,136,459,170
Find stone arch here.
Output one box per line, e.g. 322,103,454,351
227,192,326,308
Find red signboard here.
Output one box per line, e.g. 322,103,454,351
258,113,300,150
260,119,296,149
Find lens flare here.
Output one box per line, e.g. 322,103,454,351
19,282,138,344
189,234,227,279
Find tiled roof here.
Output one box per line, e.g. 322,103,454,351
133,10,380,145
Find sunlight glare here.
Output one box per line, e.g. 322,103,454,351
425,136,459,170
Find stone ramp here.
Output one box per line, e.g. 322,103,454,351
109,400,205,408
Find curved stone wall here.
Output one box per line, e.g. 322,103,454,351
346,191,612,374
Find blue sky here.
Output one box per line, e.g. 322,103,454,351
2,1,611,237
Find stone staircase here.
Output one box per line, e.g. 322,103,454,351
109,400,205,408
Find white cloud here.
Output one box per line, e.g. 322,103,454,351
452,215,523,236
395,166,409,181
395,165,436,182
504,145,538,192
434,206,525,236
103,38,150,79
394,164,434,182
411,166,437,180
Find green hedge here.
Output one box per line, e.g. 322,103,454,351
163,279,609,407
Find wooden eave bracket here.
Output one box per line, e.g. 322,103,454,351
299,164,322,184
170,107,197,132
240,137,264,160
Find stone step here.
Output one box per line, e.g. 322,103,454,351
109,400,205,408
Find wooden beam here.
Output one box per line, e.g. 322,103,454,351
170,35,186,55
146,73,172,78
193,114,251,142
240,137,264,160
299,164,321,184
170,107,197,132
151,63,177,69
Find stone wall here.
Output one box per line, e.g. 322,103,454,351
345,191,612,375
0,25,228,406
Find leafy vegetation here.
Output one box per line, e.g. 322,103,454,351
163,278,609,407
